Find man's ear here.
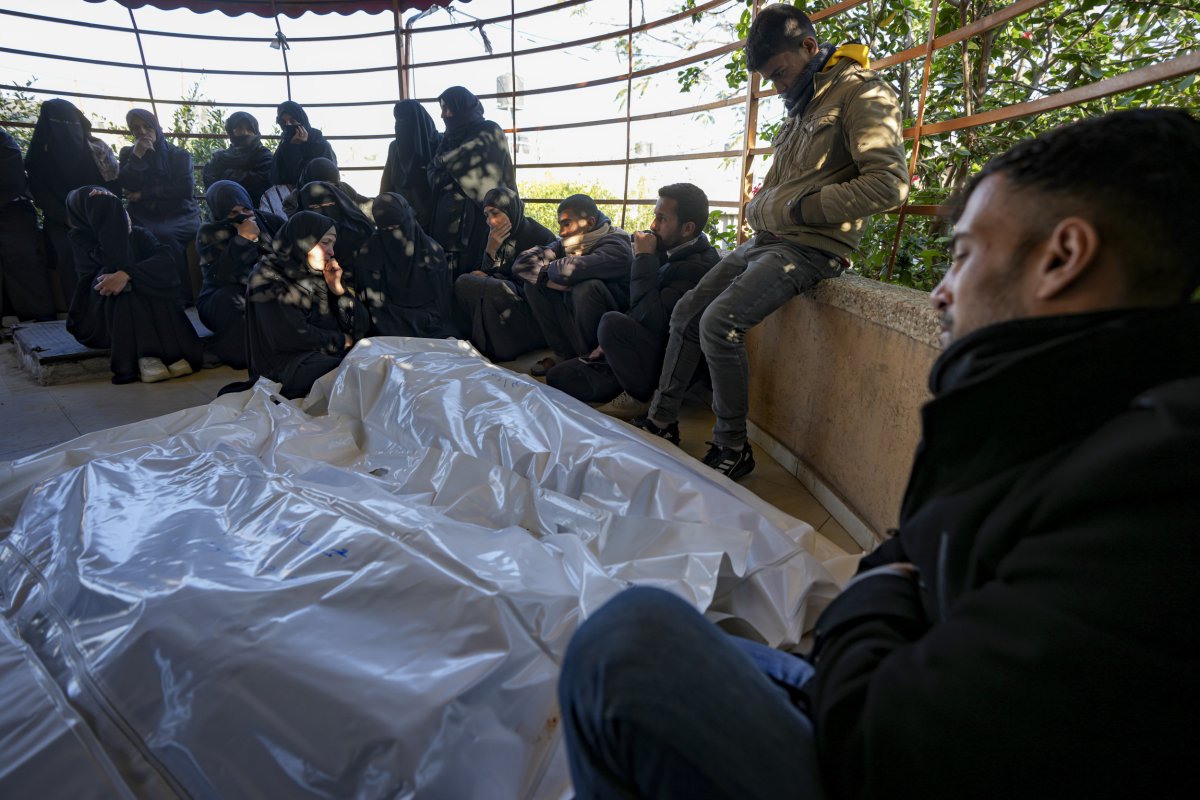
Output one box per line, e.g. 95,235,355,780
1032,216,1100,302
803,35,819,55
680,221,697,240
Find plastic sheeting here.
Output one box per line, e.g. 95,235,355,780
0,338,855,798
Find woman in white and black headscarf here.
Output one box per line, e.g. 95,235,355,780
427,86,515,278
245,211,368,400
25,98,120,304
65,186,202,384
203,111,273,207
118,108,200,305
196,180,285,369
355,192,456,339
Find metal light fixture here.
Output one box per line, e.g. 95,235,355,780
270,31,289,51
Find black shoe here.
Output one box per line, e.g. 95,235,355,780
703,442,755,481
631,415,680,445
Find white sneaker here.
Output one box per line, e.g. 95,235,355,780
138,357,170,383
597,391,650,421
166,358,193,378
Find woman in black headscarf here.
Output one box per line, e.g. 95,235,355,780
119,108,200,306
196,180,285,369
264,101,337,214
245,211,368,400
282,157,372,219
355,193,456,339
427,86,515,278
65,186,202,384
0,128,55,321
454,186,555,361
293,180,375,277
25,98,120,304
380,100,440,231
202,111,273,207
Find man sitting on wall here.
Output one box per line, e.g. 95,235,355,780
635,3,910,480
546,183,720,419
513,194,633,376
557,107,1200,800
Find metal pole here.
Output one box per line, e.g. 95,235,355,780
736,0,763,245
885,0,941,280
392,0,406,99
509,0,518,173
127,9,159,119
270,2,292,101
619,0,633,230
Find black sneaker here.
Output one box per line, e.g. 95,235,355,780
631,415,681,445
703,442,755,481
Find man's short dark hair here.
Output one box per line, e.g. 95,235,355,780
745,4,817,73
558,193,603,224
658,183,709,232
950,108,1200,303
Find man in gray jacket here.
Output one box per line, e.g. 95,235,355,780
635,3,909,480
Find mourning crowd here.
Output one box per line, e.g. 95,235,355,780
2,4,1197,797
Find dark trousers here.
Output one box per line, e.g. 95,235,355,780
43,219,76,311
558,587,828,799
197,286,249,370
596,311,662,402
0,200,55,320
526,279,622,361
278,351,345,400
648,238,843,449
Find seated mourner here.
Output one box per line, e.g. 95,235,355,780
119,109,201,306
547,183,719,417
293,180,375,278
245,211,369,400
196,180,285,370
512,194,632,376
0,127,55,321
65,187,202,384
282,157,373,220
262,101,337,218
355,192,457,339
557,108,1200,800
202,111,273,208
454,186,555,361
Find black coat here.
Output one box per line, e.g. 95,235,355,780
118,109,199,228
380,100,440,232
512,227,633,310
203,147,273,208
270,102,336,187
805,304,1200,800
628,234,719,338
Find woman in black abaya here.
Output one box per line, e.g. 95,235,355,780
356,193,456,339
119,108,200,305
454,186,555,361
196,180,285,369
65,187,202,384
202,111,273,207
380,100,440,231
282,157,373,219
427,86,515,278
25,98,120,305
264,101,337,217
245,211,368,400
293,180,375,277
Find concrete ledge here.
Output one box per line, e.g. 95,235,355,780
746,273,942,543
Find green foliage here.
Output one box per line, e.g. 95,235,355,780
170,82,227,186
0,80,41,151
672,0,1200,290
518,176,655,233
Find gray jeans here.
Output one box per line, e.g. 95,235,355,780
648,236,844,448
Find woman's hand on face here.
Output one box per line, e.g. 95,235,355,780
235,216,260,242
94,270,130,296
323,257,345,295
132,135,155,158
292,125,309,144
485,217,512,258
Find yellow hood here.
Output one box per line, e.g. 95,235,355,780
823,43,870,71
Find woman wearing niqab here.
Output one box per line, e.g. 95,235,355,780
427,86,515,278
454,186,555,361
202,111,273,207
118,108,200,305
245,211,369,399
196,180,285,369
25,98,120,303
380,100,440,231
356,192,456,339
65,186,202,384
293,180,375,276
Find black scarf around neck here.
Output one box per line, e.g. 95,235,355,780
783,42,835,118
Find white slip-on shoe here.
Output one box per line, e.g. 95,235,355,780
166,358,194,378
138,357,171,383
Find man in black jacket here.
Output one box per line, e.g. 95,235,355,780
557,108,1200,799
547,184,719,417
513,194,633,375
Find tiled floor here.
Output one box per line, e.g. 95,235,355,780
0,341,859,554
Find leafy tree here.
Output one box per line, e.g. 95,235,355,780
169,82,227,197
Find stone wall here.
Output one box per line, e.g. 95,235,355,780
745,274,941,549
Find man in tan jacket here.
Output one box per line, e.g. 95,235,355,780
635,3,909,479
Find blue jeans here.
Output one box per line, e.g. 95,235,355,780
648,237,843,448
558,587,829,799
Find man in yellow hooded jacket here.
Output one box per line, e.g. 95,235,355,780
634,3,909,480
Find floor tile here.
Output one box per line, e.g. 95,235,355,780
819,516,861,555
